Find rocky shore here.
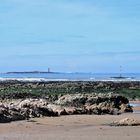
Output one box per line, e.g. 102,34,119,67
0,94,133,123
0,81,139,123
0,80,140,99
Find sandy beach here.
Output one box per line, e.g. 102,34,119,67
0,103,140,140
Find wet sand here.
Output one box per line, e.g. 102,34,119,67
0,104,140,140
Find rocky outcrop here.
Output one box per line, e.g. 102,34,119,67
110,118,140,126
0,99,58,123
0,94,133,123
55,94,133,115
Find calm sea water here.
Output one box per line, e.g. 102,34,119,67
0,73,140,81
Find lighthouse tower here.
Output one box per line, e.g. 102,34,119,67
48,68,50,73
119,65,122,78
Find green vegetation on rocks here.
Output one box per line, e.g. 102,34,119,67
0,81,139,100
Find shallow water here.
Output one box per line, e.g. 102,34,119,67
130,103,140,114
130,104,140,107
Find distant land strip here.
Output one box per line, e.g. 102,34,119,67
6,71,59,74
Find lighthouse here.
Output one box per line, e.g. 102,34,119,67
48,68,50,73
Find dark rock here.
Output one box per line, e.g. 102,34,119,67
0,93,133,123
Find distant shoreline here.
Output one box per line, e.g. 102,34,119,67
6,71,59,74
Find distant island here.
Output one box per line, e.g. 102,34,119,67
110,76,131,79
6,71,59,74
6,68,60,74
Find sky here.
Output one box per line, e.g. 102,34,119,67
0,0,140,73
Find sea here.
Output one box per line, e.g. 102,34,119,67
0,72,140,81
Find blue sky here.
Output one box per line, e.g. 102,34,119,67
0,0,140,73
